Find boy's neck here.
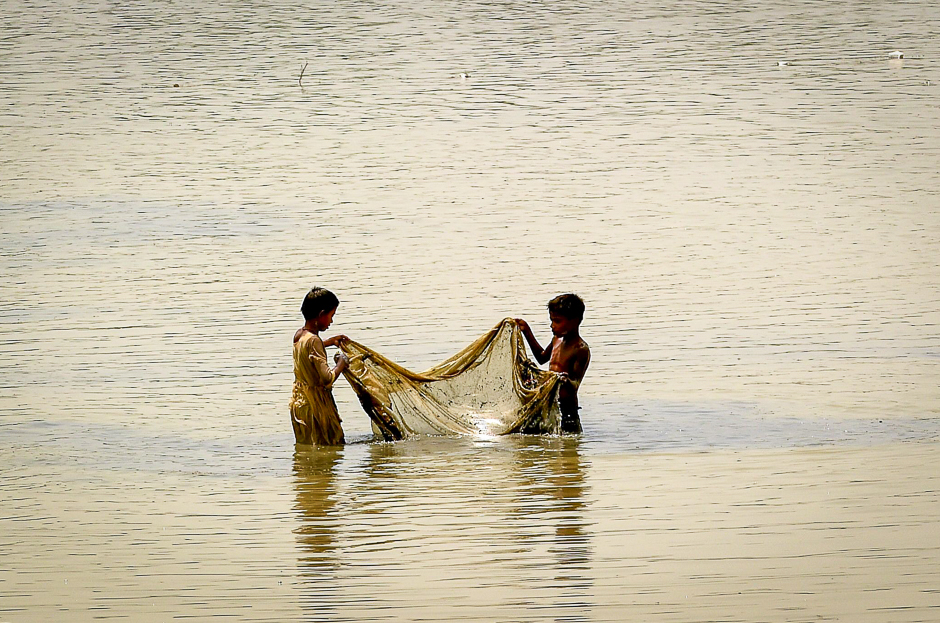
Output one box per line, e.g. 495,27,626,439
560,328,580,342
304,319,319,335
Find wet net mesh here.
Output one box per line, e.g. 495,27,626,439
338,318,562,440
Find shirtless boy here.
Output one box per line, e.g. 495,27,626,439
515,293,591,434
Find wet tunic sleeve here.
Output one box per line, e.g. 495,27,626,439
308,337,338,388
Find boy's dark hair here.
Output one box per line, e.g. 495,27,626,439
547,293,585,321
301,287,340,320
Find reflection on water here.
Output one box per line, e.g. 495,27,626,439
293,446,344,619
509,437,592,621
291,436,592,620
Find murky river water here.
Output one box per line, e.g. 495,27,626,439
2,0,939,620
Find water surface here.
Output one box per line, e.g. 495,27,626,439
1,0,938,620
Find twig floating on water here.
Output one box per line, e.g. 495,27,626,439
299,62,308,87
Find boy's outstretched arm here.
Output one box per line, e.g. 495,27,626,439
514,318,552,364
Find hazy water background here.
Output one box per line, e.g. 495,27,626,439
2,0,939,621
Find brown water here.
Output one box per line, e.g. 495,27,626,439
2,0,939,620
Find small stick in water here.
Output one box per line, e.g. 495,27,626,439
299,62,308,87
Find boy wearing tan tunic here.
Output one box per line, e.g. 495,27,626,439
290,287,349,445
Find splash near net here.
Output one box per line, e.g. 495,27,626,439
338,319,562,440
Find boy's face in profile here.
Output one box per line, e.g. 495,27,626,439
317,308,337,331
550,312,579,338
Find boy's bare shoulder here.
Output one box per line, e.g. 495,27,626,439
556,336,590,367
294,328,321,345
558,335,589,351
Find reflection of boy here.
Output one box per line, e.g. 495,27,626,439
515,294,591,434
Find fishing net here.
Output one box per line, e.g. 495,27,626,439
338,318,562,440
